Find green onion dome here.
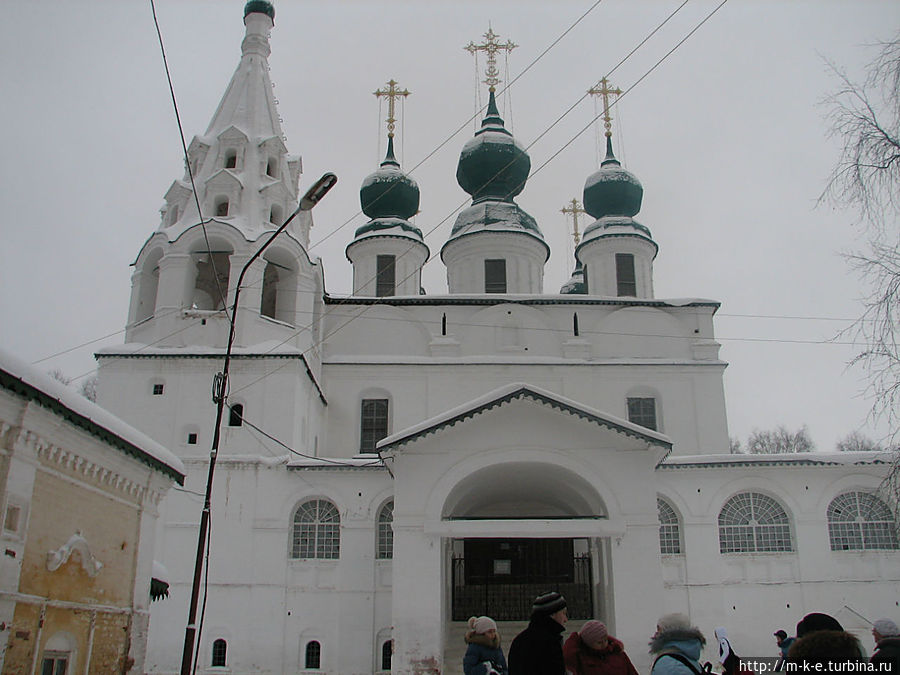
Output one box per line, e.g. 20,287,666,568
559,260,586,294
360,136,420,220
583,136,642,219
244,0,275,20
456,90,531,203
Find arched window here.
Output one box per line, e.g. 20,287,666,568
292,500,340,559
627,397,657,431
377,500,394,560
719,492,792,553
381,640,392,671
211,639,227,667
191,250,231,311
215,197,229,217
228,403,244,427
360,398,389,452
224,150,237,169
41,632,74,675
261,263,279,320
305,640,321,669
657,498,682,555
827,491,899,551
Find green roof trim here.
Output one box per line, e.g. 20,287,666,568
0,369,184,484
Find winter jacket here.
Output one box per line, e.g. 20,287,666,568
649,627,707,675
507,614,566,675
563,633,640,675
463,631,509,675
871,637,900,672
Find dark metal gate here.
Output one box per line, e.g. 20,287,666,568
451,539,593,621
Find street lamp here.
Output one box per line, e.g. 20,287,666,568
180,173,337,675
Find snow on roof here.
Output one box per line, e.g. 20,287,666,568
0,347,184,483
377,381,672,452
152,559,170,583
659,451,893,469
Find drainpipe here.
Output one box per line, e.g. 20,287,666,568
83,611,96,675
28,602,46,675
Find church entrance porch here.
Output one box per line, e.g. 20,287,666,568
451,537,594,620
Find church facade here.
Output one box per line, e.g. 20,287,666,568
94,3,899,674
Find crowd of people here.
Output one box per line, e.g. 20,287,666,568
461,592,900,675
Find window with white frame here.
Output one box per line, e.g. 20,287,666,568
292,499,340,559
657,498,682,555
211,639,227,667
827,491,899,551
718,492,793,553
626,397,657,431
360,398,389,453
377,501,393,560
40,653,68,675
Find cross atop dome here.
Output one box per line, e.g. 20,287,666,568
373,79,410,139
561,198,587,245
464,26,517,92
588,77,622,138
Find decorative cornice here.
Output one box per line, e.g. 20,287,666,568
47,532,103,577
324,295,720,310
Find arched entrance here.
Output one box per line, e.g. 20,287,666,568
441,461,611,622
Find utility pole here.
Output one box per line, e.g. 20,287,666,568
180,173,337,675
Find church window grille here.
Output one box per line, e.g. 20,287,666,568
627,397,657,431
360,399,389,452
224,150,237,169
657,498,682,555
616,253,636,296
485,259,507,293
827,491,898,551
377,501,394,559
376,255,396,297
292,500,340,559
381,640,392,670
40,653,68,675
305,641,321,669
228,403,243,427
215,198,229,217
718,492,792,553
152,383,164,396
211,639,227,667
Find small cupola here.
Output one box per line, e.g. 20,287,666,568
576,109,657,298
346,80,428,297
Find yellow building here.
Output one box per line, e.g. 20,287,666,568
0,349,184,674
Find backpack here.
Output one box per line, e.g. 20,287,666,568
653,651,714,675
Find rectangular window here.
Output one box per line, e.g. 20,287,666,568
615,253,636,296
187,433,198,445
4,504,21,534
376,255,396,297
41,654,68,675
626,397,657,431
484,259,507,293
152,383,164,396
360,399,389,452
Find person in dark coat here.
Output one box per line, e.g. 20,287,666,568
463,615,508,675
714,627,741,675
871,618,900,672
507,591,568,675
563,620,639,675
773,630,794,671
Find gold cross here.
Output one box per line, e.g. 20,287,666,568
373,79,410,138
561,198,587,245
464,27,517,92
588,77,623,137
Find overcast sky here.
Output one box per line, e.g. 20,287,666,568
1,0,897,452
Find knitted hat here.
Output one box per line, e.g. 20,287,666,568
657,613,692,632
796,613,843,638
468,616,498,634
532,591,567,616
873,619,900,637
580,621,608,644
774,630,788,639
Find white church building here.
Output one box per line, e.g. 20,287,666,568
93,3,899,674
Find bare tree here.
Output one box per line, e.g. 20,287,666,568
836,431,883,452
47,368,72,386
820,34,900,505
746,426,815,454
729,437,743,454
80,375,98,402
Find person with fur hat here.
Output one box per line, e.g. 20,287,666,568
463,615,508,675
871,618,900,672
649,613,708,675
563,620,639,675
508,591,568,675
